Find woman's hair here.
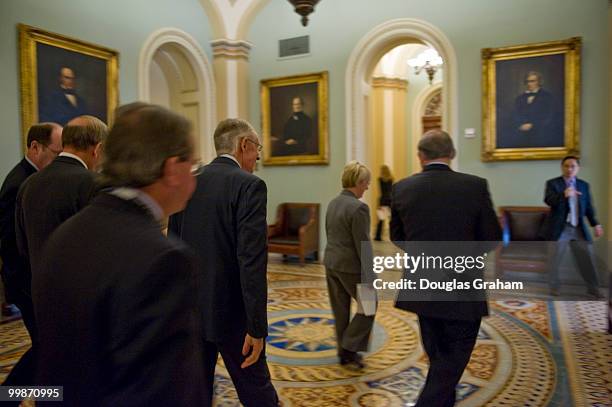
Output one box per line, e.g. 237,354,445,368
380,164,393,182
342,160,371,188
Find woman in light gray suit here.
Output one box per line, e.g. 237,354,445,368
324,161,375,368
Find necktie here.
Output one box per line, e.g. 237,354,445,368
567,179,578,227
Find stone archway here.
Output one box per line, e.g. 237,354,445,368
345,18,458,168
139,28,216,162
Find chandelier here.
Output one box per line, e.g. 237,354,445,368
287,0,320,26
407,48,443,84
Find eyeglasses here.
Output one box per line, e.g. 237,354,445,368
191,161,204,176
245,138,263,153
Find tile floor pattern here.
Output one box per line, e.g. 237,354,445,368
0,259,609,406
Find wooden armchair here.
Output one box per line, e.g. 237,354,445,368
268,203,319,265
495,206,550,277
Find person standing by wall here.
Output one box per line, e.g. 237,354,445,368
375,164,393,241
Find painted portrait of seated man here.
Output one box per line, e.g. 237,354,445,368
497,69,564,149
274,97,317,156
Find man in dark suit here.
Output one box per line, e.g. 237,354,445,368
33,103,205,406
543,156,604,298
275,97,315,156
39,67,88,126
15,115,107,276
0,123,62,390
506,71,560,148
390,129,502,407
169,118,278,407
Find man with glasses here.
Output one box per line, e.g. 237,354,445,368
33,103,205,405
16,115,107,278
169,118,278,407
0,123,62,391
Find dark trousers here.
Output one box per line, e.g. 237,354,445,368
375,220,383,241
202,331,278,407
326,269,375,355
1,267,37,395
415,315,481,407
548,224,600,292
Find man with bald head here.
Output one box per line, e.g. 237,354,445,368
16,115,107,277
391,129,501,407
0,122,62,390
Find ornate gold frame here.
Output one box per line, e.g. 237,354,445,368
482,37,581,161
260,71,328,165
18,24,119,151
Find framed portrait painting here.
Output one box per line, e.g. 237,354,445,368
481,37,580,161
260,71,328,165
19,24,119,150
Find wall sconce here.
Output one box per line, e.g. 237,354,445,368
407,48,443,84
288,0,320,26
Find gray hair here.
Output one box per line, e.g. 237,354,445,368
100,102,192,188
418,129,456,160
62,115,107,151
213,118,256,155
524,71,543,85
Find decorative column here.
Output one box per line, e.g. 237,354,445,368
369,77,408,237
210,39,252,120
370,77,409,179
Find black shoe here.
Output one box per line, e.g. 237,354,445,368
339,350,365,369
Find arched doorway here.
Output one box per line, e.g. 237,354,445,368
346,19,455,235
139,28,216,162
345,18,458,166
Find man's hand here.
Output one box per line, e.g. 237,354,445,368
241,334,264,368
519,123,533,132
285,138,297,145
564,187,582,198
594,225,604,238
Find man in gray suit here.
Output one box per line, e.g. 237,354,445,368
324,161,375,368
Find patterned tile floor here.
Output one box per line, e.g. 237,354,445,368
0,257,609,406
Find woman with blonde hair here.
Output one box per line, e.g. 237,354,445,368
375,165,394,241
323,161,375,369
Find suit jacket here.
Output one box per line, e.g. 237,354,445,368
324,190,373,279
15,156,97,279
39,88,87,126
168,156,269,341
390,164,502,321
0,158,36,276
509,88,559,148
33,193,204,406
276,111,316,156
542,176,599,242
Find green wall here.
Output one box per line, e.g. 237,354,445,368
0,0,609,249
0,0,212,178
248,0,610,244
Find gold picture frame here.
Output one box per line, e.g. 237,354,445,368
19,24,119,151
481,37,580,161
260,71,328,165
